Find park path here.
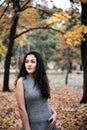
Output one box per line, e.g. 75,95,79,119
48,73,83,88
0,71,83,90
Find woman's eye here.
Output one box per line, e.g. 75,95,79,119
25,60,36,63
25,60,28,63
31,60,36,63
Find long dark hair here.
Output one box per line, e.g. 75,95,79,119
15,51,50,98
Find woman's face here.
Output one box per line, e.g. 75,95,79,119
25,54,37,76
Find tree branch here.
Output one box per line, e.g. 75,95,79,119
21,0,31,11
37,6,61,14
0,2,9,19
15,25,64,39
20,5,61,14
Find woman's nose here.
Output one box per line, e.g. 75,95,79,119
28,62,31,66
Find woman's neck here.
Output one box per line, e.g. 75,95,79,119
29,73,36,78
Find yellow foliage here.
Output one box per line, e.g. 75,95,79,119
74,0,87,4
64,24,87,46
15,34,28,47
75,0,81,2
81,25,87,33
0,44,7,56
48,11,71,25
15,26,28,47
19,8,40,28
81,0,87,3
57,25,66,32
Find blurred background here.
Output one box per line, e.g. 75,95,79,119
1,1,87,130
0,0,84,90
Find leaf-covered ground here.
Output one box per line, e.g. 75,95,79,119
0,80,87,130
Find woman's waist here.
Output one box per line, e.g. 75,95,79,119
27,100,49,112
27,106,52,122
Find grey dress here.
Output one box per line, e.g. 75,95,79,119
22,76,58,130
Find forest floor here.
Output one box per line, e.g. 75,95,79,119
0,76,87,130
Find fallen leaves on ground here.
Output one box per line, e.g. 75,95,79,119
0,82,87,130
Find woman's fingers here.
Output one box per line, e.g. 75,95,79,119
48,112,57,129
49,119,56,129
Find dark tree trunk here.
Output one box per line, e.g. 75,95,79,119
3,14,19,91
65,61,72,84
65,70,69,85
65,47,72,84
80,41,87,103
80,2,87,103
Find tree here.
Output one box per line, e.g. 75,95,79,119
1,0,40,91
30,29,61,66
0,0,61,91
80,2,87,103
70,0,87,103
3,1,20,91
1,0,86,98
50,0,87,102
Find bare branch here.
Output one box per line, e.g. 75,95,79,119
20,5,61,14
37,6,61,14
15,26,64,39
21,0,31,11
0,2,9,19
49,27,64,34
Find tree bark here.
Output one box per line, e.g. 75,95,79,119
65,61,72,84
80,40,87,103
3,14,19,91
80,2,87,103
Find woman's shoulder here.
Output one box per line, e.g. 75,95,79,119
17,77,22,82
15,77,23,90
16,77,25,86
17,76,27,84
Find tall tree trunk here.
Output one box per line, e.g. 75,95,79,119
16,43,20,74
80,2,87,103
80,40,87,103
65,61,72,84
65,47,72,84
3,14,19,91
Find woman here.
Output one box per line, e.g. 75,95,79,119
15,51,58,130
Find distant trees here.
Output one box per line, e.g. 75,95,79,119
1,0,87,104
0,0,40,91
30,29,61,66
0,0,60,91
69,0,87,103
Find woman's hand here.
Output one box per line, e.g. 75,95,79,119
48,111,57,129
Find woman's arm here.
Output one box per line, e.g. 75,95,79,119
48,106,57,129
15,78,31,130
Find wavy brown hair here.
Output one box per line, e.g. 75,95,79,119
15,51,50,98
